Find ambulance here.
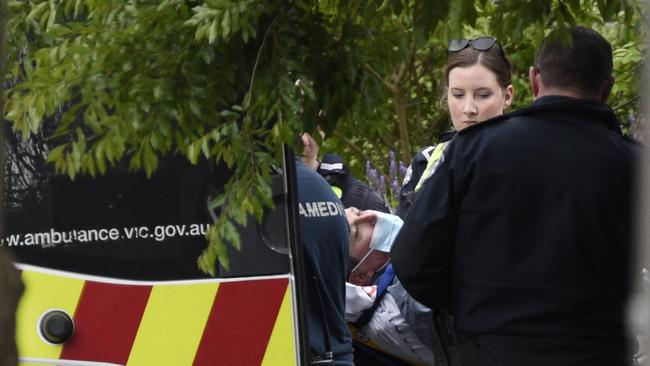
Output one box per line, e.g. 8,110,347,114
4,129,311,365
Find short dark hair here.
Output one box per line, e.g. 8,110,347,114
344,185,390,213
534,26,613,96
445,41,512,89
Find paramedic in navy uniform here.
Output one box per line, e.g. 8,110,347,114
296,158,354,365
391,26,638,366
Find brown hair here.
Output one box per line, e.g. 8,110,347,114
445,42,512,89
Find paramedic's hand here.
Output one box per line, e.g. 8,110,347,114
300,133,320,171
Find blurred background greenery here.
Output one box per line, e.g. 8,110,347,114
4,0,645,272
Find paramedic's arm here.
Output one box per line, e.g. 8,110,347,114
390,151,458,309
300,133,320,170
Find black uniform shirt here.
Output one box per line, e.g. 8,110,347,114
391,96,638,340
318,153,389,213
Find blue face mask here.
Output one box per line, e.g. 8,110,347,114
350,211,403,275
369,211,404,253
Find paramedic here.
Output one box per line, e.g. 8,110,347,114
296,158,354,365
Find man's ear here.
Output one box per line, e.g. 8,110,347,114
349,269,374,286
529,66,540,98
503,84,514,110
600,75,614,102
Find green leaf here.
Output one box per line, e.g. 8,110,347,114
216,240,230,270
230,203,247,226
224,221,241,251
47,144,67,163
201,136,210,158
142,142,158,177
26,2,49,21
208,193,227,211
187,142,200,164
251,197,263,222
222,9,231,38
189,99,202,118
195,23,209,41
95,142,107,175
197,242,219,275
208,19,218,43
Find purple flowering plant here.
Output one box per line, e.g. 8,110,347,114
365,150,407,211
628,113,646,142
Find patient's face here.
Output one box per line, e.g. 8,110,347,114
345,207,376,261
345,207,393,286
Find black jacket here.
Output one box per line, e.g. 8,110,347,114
318,153,389,213
391,96,638,363
396,131,455,219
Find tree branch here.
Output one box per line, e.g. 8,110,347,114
363,63,396,92
379,132,400,158
245,15,280,111
612,96,639,113
331,130,374,165
394,61,407,85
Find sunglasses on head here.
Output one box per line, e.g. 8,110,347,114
447,36,499,53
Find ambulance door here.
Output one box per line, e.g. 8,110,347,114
4,124,307,366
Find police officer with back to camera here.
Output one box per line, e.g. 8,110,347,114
391,26,639,366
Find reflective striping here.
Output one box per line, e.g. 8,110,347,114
193,279,288,365
421,145,436,160
19,357,124,366
261,285,297,366
126,282,219,366
18,270,296,364
17,271,84,360
331,185,343,198
60,282,151,364
319,162,343,171
415,141,449,192
14,263,292,286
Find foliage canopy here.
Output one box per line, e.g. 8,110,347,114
5,0,645,274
